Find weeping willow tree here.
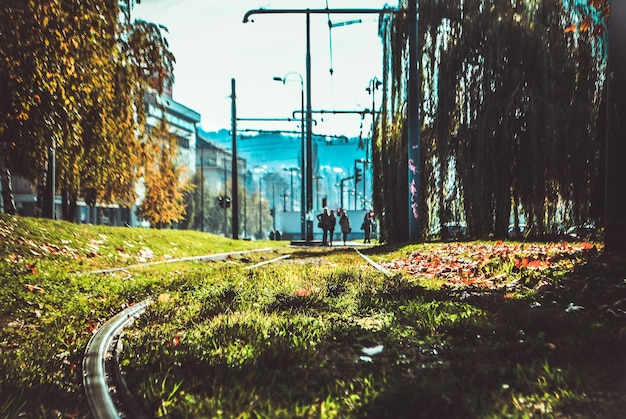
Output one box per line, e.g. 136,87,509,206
373,0,606,243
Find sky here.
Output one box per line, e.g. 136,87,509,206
132,0,395,138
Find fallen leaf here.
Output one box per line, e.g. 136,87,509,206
24,283,44,294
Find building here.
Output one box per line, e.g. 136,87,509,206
196,132,248,235
7,92,201,227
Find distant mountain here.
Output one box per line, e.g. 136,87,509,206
197,128,368,177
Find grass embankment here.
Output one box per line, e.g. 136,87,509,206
1,214,625,417
0,214,284,417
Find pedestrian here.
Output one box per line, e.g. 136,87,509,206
317,207,331,246
339,210,351,245
328,209,336,246
361,211,373,244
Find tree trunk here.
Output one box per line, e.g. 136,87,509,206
604,3,626,253
0,156,17,215
61,189,69,221
68,191,78,223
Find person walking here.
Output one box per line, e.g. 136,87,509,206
362,211,373,244
328,209,336,246
317,208,331,246
339,210,351,245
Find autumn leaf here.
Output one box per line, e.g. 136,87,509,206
294,288,309,297
24,284,44,294
564,24,577,33
579,16,592,32
527,260,546,269
87,322,99,334
167,335,180,347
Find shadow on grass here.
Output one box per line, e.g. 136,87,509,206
285,248,625,416
124,247,626,417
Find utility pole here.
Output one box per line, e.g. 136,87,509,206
200,148,204,232
223,162,228,236
243,6,400,243
231,78,239,239
407,0,421,242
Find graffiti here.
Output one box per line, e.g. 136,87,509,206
409,179,419,220
408,158,418,174
409,179,417,201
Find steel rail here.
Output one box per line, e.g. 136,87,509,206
83,249,292,418
85,248,274,275
355,249,396,278
83,298,152,419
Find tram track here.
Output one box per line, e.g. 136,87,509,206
82,247,390,418
82,251,291,419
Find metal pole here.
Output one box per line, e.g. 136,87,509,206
305,10,313,242
407,0,421,242
51,140,56,219
244,171,247,238
231,78,239,239
223,162,227,236
290,170,294,211
300,82,306,240
200,149,204,232
340,179,344,209
258,175,262,237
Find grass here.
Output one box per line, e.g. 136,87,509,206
1,214,625,417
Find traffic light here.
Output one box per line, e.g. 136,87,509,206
355,167,363,184
218,196,231,208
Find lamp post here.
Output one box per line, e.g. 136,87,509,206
274,73,305,240
243,170,248,238
223,158,228,236
257,171,263,237
199,148,204,232
283,167,299,212
314,176,324,210
366,77,381,160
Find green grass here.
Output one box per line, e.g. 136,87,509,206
1,214,625,418
0,214,285,417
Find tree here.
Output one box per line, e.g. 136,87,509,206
374,0,606,243
136,118,192,228
0,0,174,218
604,1,626,252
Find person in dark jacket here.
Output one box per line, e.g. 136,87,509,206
328,209,337,246
362,212,373,244
317,208,331,246
339,210,351,245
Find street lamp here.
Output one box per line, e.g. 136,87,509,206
314,175,325,210
254,167,265,238
283,167,300,212
366,76,381,163
199,148,205,232
274,73,305,240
